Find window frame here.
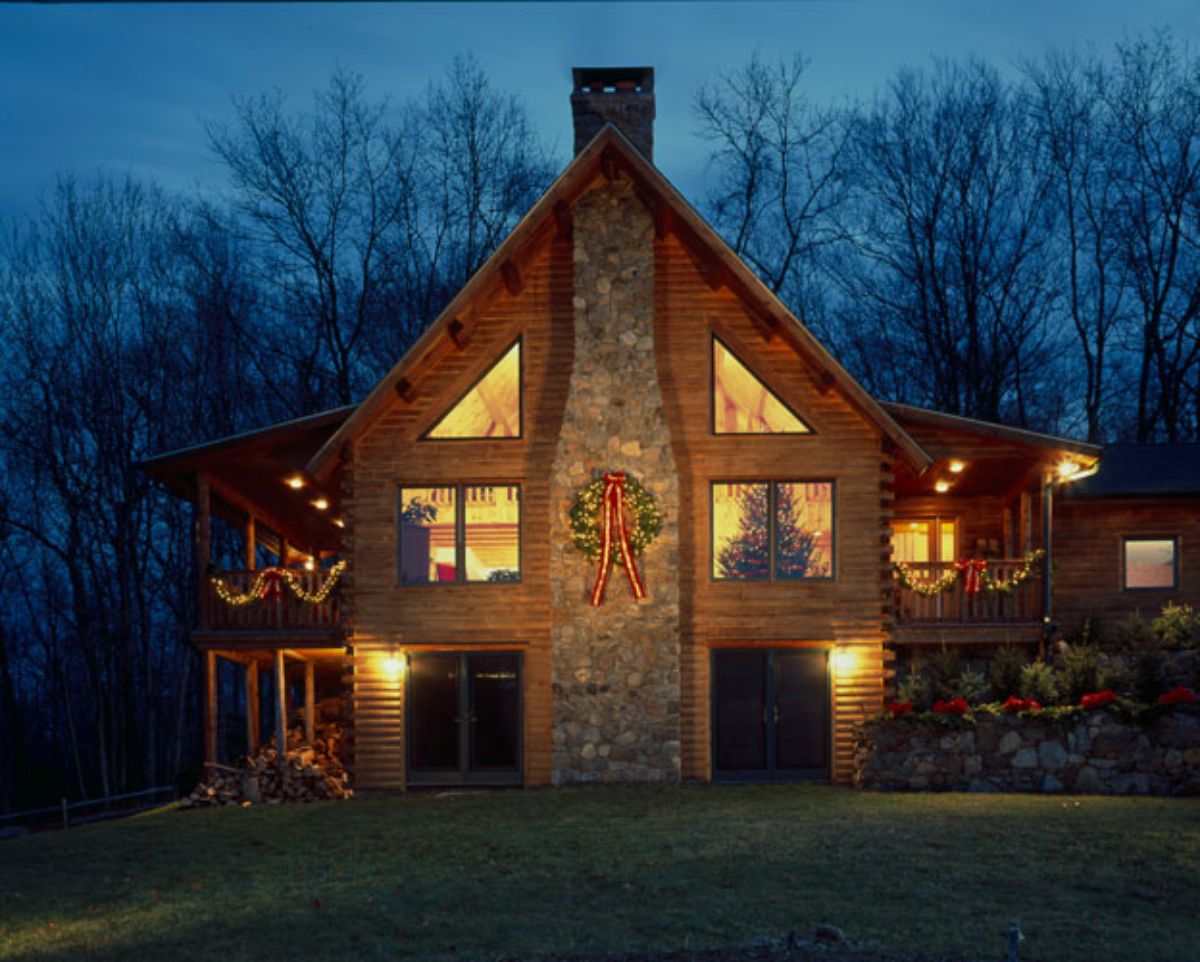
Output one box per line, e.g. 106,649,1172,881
420,336,524,442
1121,535,1179,592
709,479,837,583
709,335,814,437
397,482,523,586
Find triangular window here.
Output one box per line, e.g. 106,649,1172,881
425,340,521,439
712,338,811,434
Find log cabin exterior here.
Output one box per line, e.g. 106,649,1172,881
144,67,1198,792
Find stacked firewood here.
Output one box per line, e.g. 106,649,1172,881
181,719,352,809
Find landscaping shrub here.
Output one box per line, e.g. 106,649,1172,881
1064,615,1103,649
990,644,1028,700
928,646,963,701
897,669,932,711
1019,661,1059,705
1057,644,1102,703
1151,602,1199,650
950,667,989,705
1113,611,1152,651
1134,647,1169,702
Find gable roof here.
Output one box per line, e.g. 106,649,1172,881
1063,443,1200,499
305,124,932,478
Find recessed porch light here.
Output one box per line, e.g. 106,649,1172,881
934,480,951,494
286,475,305,490
312,498,329,511
948,460,965,474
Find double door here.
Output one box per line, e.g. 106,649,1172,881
712,648,829,781
406,652,522,786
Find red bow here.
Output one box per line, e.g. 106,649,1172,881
955,558,987,596
258,567,287,603
590,473,647,606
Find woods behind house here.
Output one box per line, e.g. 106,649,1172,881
2,37,1200,812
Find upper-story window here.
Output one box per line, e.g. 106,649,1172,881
424,340,521,439
712,481,834,581
399,484,521,584
712,338,811,435
1123,537,1177,590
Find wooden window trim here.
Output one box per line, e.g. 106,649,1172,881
709,479,837,583
397,482,523,586
1120,535,1179,592
709,334,814,437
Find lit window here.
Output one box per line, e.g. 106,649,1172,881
425,341,521,439
398,484,520,584
712,339,811,435
712,481,833,580
1123,538,1177,590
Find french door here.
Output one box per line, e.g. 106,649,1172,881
711,648,829,781
406,651,523,786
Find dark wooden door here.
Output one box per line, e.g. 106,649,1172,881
712,649,829,781
407,652,523,786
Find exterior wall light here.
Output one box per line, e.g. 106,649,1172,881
831,647,856,675
382,647,406,681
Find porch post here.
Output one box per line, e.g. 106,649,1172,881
245,661,260,754
1041,472,1055,625
274,649,288,753
195,472,212,629
204,650,218,763
304,660,316,745
244,514,256,571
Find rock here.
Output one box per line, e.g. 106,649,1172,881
1073,765,1103,794
1011,747,1039,769
1042,774,1064,793
812,924,847,945
998,731,1023,755
1038,740,1069,771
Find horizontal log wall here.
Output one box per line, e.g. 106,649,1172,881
1054,496,1200,631
653,232,887,783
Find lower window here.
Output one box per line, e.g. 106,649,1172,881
398,484,521,584
406,651,523,786
1123,537,1177,590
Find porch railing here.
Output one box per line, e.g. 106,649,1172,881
894,559,1042,625
200,569,343,634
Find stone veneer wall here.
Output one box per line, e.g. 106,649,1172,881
548,176,682,784
853,710,1200,795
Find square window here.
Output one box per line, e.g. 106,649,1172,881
1123,538,1177,590
713,480,834,581
399,484,521,584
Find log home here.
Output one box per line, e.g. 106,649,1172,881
145,67,1195,791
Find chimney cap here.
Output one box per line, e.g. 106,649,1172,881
572,67,654,95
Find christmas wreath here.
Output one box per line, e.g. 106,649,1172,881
569,474,661,566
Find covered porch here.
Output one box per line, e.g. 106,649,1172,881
883,403,1101,647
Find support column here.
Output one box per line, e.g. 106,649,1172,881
304,660,316,745
245,514,256,571
275,649,288,753
245,661,260,754
1042,473,1055,623
195,472,212,629
204,650,218,763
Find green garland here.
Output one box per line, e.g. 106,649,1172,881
892,549,1045,597
569,474,662,566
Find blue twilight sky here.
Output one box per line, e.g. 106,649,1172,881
1,1,1197,220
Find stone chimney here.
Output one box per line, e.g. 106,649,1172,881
571,67,655,160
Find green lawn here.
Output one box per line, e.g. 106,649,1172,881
1,785,1197,961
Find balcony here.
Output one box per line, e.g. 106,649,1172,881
196,567,344,646
892,558,1045,645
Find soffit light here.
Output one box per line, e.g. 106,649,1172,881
934,480,951,494
948,460,966,474
286,475,305,490
312,498,329,511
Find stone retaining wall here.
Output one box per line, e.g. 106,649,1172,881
853,708,1200,795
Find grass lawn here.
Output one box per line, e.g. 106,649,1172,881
1,785,1197,961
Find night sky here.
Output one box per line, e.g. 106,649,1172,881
1,1,1197,219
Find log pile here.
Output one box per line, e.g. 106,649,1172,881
181,719,352,808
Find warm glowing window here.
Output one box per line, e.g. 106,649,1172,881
426,341,521,439
712,339,811,435
399,484,520,584
1123,538,1177,590
712,481,833,580
893,518,957,564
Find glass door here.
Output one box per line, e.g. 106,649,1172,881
407,651,523,786
712,648,829,781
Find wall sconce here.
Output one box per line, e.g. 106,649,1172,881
831,647,856,675
381,646,406,681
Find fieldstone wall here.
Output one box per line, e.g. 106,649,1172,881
548,175,681,785
853,709,1200,795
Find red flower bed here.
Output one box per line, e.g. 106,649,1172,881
1080,689,1118,710
1002,695,1042,714
932,697,969,716
1157,685,1198,706
888,700,913,718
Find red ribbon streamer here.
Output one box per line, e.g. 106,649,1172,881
955,558,987,596
258,567,287,603
590,472,647,606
